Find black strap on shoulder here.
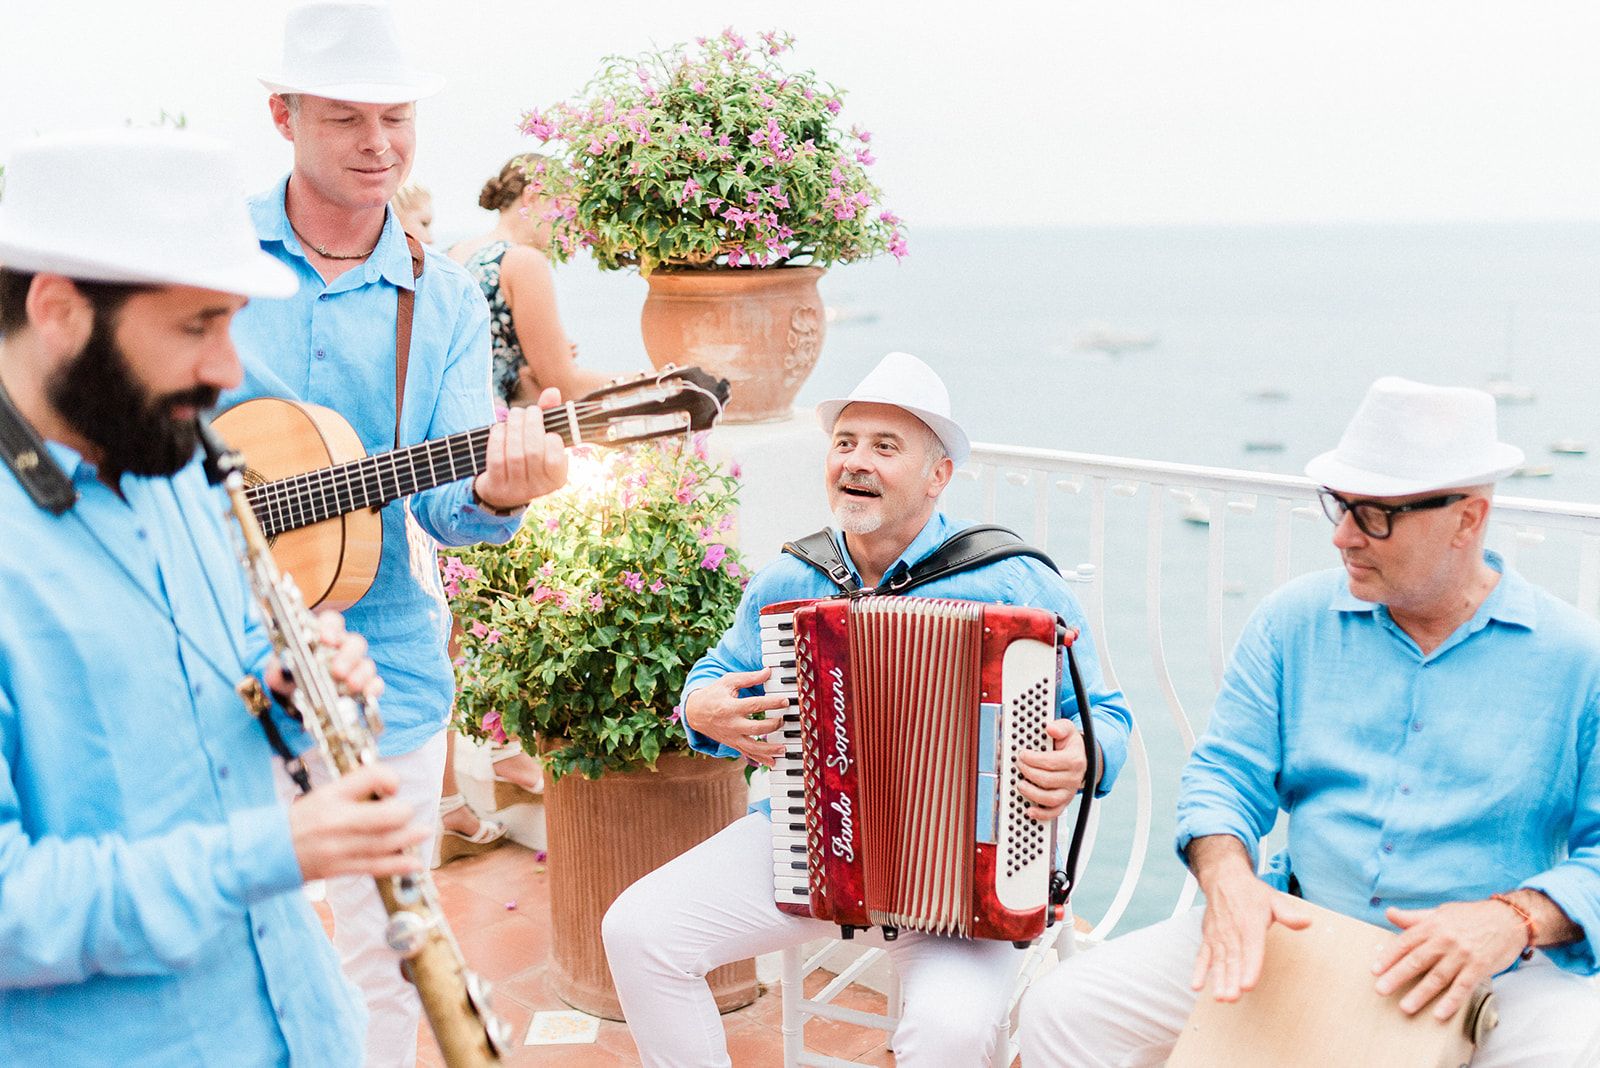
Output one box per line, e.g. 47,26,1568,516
781,528,862,592
782,523,1059,597
0,378,76,515
886,523,1060,596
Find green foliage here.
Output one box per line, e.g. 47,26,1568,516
446,437,746,781
519,28,906,273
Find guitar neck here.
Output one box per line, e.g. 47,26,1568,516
247,407,574,538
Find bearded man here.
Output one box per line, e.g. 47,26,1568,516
0,129,418,1067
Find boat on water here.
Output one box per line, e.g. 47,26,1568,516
824,304,879,326
1550,439,1589,456
1073,324,1160,356
1249,387,1290,402
1243,440,1285,453
1511,464,1555,479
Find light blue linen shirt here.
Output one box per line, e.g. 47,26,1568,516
228,176,518,756
1176,552,1600,975
682,512,1133,809
0,447,364,1066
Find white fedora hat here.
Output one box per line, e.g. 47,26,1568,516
0,129,297,299
1305,376,1524,496
259,1,442,104
816,351,970,467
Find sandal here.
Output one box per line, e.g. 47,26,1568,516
435,792,508,866
490,746,545,809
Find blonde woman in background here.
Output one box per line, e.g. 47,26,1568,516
449,154,614,405
392,182,435,245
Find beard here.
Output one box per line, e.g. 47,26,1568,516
833,474,886,535
45,312,218,480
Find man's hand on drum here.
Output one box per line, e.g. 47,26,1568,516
684,667,790,766
472,386,569,511
1372,900,1528,1019
1016,718,1091,821
1186,835,1313,1003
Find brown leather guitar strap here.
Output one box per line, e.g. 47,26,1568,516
394,232,425,447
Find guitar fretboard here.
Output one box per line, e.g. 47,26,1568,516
247,424,500,539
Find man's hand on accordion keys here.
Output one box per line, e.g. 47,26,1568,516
683,667,793,767
1015,717,1090,821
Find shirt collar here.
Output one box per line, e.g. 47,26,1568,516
832,511,953,586
254,174,417,292
1327,549,1537,630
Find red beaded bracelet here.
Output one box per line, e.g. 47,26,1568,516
1489,893,1538,962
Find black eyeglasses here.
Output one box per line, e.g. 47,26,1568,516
1316,489,1468,540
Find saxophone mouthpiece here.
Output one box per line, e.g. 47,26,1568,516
196,414,243,486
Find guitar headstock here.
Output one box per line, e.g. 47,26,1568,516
568,365,732,446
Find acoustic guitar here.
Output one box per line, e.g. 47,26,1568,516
211,366,729,611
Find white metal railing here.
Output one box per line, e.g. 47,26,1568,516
778,442,1600,1066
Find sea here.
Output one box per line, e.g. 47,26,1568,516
552,222,1600,933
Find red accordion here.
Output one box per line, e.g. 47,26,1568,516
761,596,1077,945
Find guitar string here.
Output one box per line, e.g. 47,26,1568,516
241,372,724,536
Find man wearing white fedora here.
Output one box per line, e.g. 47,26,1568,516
1020,376,1600,1066
0,129,429,1065
230,4,568,1062
602,351,1133,1066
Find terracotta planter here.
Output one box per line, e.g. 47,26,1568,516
543,748,757,1020
639,266,827,424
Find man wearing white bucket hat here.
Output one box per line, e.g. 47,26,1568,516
603,352,1133,1066
0,129,426,1065
230,5,568,1062
1021,377,1600,1065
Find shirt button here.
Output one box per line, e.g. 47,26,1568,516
136,529,148,541
218,765,230,779
256,923,267,939
1411,721,1423,732
317,293,329,301
314,349,326,360
1382,842,1394,854
1399,784,1412,795
1370,896,1382,907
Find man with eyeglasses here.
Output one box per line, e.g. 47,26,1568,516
1020,376,1600,1066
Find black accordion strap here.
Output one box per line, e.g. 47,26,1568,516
886,523,1060,596
1054,639,1097,910
781,528,862,592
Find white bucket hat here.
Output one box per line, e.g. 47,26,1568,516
0,129,297,299
816,351,970,467
1305,376,1524,496
259,1,443,104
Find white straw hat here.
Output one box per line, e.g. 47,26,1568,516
0,129,297,299
816,352,970,467
1305,376,1524,496
259,1,443,104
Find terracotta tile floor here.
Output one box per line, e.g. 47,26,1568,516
316,843,927,1066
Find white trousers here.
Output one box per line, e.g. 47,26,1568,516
1018,907,1600,1067
281,730,447,1068
602,811,1027,1068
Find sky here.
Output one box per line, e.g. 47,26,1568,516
2,1,1598,239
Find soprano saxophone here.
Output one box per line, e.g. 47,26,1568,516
198,417,508,1067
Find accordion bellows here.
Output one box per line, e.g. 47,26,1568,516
761,596,1061,943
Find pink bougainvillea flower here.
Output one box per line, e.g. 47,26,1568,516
589,593,604,610
483,710,508,744
485,629,503,645
469,621,489,638
545,517,561,531
700,543,727,570
729,462,743,479
532,584,557,602
540,561,556,576
621,570,645,592
649,578,666,593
